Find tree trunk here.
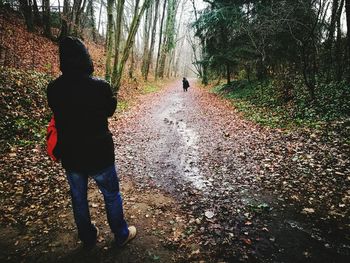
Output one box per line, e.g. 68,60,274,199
256,57,267,81
70,0,83,35
170,0,185,77
112,0,152,92
325,0,339,79
202,62,208,85
158,0,177,79
69,0,79,33
173,36,185,78
170,1,184,78
111,0,126,85
301,44,316,101
345,0,350,80
129,45,135,79
74,0,87,36
143,0,159,80
19,0,34,32
43,0,52,38
97,0,103,37
141,3,153,78
166,50,173,77
105,0,115,82
86,0,97,41
190,0,208,85
155,0,167,80
32,0,42,26
226,63,231,84
335,0,345,81
327,0,338,45
59,0,69,40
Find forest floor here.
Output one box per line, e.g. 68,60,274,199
1,80,350,263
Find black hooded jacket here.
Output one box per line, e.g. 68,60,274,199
182,78,190,88
47,37,117,173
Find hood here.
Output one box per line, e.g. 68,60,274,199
59,37,94,76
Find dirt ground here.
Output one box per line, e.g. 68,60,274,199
0,80,349,262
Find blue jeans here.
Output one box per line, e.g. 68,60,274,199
66,165,129,246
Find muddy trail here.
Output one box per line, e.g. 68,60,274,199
113,80,350,262
1,80,349,263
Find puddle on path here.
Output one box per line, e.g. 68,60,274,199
177,120,211,190
163,116,211,190
155,93,212,191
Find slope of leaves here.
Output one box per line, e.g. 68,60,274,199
0,9,60,75
0,67,52,154
0,8,106,77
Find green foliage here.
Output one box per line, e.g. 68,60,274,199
0,67,52,153
193,1,245,82
142,84,159,94
117,100,129,112
193,0,348,102
313,81,350,120
237,69,247,81
213,79,350,129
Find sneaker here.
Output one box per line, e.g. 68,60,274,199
120,226,137,247
83,225,99,250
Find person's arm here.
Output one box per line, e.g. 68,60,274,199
102,82,117,117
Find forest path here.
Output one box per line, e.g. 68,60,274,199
1,80,349,263
112,79,350,262
115,79,263,196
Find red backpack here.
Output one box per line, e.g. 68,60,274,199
46,116,59,162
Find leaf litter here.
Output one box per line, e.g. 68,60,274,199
0,77,349,262
111,80,350,262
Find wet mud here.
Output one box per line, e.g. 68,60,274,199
114,80,350,262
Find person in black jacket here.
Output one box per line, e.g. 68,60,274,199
182,77,190,92
47,37,136,249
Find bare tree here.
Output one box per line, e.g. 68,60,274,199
346,0,350,79
158,0,177,78
43,0,52,38
141,2,152,78
143,0,159,80
19,0,34,32
105,0,115,82
111,0,153,92
59,0,70,40
155,0,167,79
32,0,42,26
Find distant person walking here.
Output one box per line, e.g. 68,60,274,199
182,77,190,92
47,37,136,249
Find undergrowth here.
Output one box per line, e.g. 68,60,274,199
212,79,350,132
0,67,52,154
116,101,130,112
142,84,160,94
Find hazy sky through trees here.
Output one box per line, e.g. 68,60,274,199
47,0,207,36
